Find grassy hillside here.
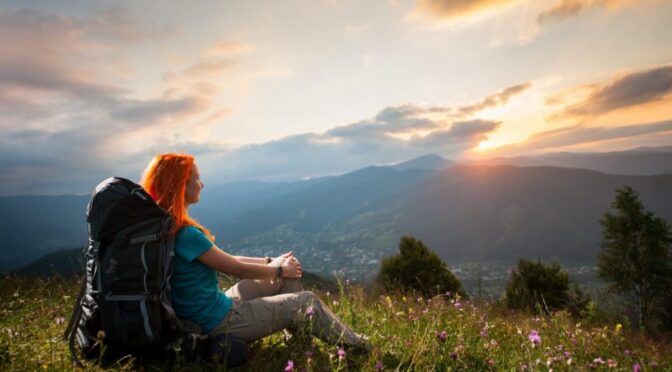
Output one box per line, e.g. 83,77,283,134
1,275,670,371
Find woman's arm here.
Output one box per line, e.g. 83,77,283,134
199,246,302,279
234,256,267,265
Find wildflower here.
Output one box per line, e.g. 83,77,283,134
594,357,605,365
454,302,462,309
567,358,573,366
528,330,541,345
375,360,384,370
487,358,495,366
337,347,346,361
436,330,447,342
563,351,571,358
650,361,659,368
521,363,528,370
445,291,451,297
55,317,65,325
326,291,330,297
633,363,642,372
305,305,314,320
624,349,632,356
449,352,457,360
285,359,294,372
333,300,340,306
607,359,617,368
615,323,622,333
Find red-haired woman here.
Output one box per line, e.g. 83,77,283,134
140,154,370,351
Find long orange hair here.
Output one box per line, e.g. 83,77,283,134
140,153,214,240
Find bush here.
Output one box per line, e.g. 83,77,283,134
377,236,465,298
505,259,579,315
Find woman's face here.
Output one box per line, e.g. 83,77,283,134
184,164,204,205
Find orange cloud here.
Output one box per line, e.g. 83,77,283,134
413,0,520,20
537,0,639,24
547,64,672,121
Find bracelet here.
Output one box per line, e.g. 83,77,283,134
264,256,272,265
276,265,283,279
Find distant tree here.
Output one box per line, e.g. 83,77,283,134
377,236,465,297
597,186,672,331
505,259,574,314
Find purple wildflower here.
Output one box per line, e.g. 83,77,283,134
337,347,346,361
436,330,447,342
624,349,632,356
375,360,384,370
454,302,462,309
305,305,314,320
285,359,294,372
528,330,541,345
633,363,641,372
449,352,458,360
564,351,571,358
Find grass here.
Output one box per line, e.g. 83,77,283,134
1,275,670,371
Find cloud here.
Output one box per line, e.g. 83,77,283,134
413,0,520,20
492,119,672,155
411,119,501,147
455,83,531,117
203,108,502,185
548,64,672,120
537,0,636,24
0,7,235,195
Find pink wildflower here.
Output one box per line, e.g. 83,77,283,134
528,330,541,345
607,359,617,368
285,359,294,372
337,348,346,361
436,330,447,342
375,360,384,370
454,302,462,309
633,363,642,372
305,305,314,320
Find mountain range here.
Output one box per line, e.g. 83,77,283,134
3,147,671,281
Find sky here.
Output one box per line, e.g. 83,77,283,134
1,0,671,195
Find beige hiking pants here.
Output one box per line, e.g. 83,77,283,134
208,277,364,347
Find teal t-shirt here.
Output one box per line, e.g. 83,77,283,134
171,226,232,333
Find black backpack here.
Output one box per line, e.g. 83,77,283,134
63,177,249,367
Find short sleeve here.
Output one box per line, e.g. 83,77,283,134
175,226,214,262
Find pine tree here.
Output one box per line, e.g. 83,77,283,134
597,186,672,330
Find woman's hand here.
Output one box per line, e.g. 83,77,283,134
281,256,302,278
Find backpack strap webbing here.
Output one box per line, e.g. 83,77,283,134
64,273,88,367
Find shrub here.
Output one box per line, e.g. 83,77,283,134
505,259,574,314
377,236,465,297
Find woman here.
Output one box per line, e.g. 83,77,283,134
140,153,370,352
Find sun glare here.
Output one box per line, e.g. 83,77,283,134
477,139,495,151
